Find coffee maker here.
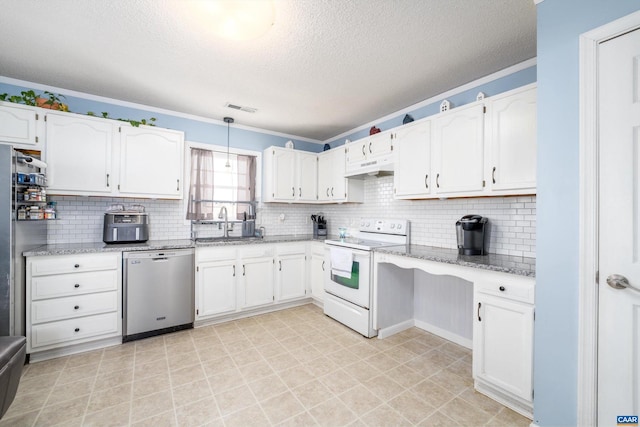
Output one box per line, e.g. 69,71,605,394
456,215,488,255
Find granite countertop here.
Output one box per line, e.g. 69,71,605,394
375,244,536,277
24,235,325,256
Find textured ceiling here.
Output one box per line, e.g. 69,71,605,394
0,0,536,142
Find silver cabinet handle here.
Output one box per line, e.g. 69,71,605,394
492,167,496,184
477,302,482,321
292,187,295,197
369,142,372,153
321,261,325,271
361,145,366,156
425,174,428,189
106,174,110,187
331,187,334,197
243,265,246,276
607,274,640,292
436,173,440,188
232,265,235,277
279,260,282,271
177,179,180,191
299,187,301,197
326,188,330,197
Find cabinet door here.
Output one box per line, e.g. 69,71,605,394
241,256,274,308
196,260,236,319
296,151,318,202
317,151,333,202
277,253,306,301
473,293,533,402
330,147,349,202
489,87,537,192
394,120,432,198
119,126,184,199
309,250,326,301
45,112,115,195
368,132,393,158
271,148,296,201
0,103,39,146
433,104,485,195
346,140,367,166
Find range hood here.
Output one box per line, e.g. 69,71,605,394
344,157,394,178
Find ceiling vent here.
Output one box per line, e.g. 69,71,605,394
225,103,258,113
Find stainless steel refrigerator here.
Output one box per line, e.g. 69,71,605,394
0,144,47,336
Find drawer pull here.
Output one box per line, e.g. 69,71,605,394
499,286,505,291
74,264,80,268
477,302,482,322
74,328,80,332
74,305,80,310
322,261,325,271
74,284,80,288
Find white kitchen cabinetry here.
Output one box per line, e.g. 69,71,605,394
317,147,364,203
309,242,326,303
195,247,237,319
26,252,122,360
0,102,41,148
432,102,485,196
345,131,394,176
45,112,117,196
263,147,317,202
275,244,307,302
118,126,184,199
393,119,432,199
473,275,534,417
239,246,275,309
486,85,537,194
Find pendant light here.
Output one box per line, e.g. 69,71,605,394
224,117,234,168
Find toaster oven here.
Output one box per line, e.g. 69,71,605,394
103,212,149,243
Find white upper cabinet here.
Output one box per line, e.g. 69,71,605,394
0,102,40,148
118,126,184,199
45,112,116,195
345,131,394,176
296,151,318,202
263,147,317,203
393,119,432,199
433,102,485,195
486,85,537,193
318,146,364,203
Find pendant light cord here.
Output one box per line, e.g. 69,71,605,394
224,117,234,167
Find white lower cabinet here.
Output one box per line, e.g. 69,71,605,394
275,244,307,302
309,242,326,302
195,247,237,319
240,255,275,308
473,275,534,418
26,253,122,358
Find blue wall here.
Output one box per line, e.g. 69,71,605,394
0,81,323,154
534,1,640,426
325,66,537,147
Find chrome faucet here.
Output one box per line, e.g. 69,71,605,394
218,206,229,238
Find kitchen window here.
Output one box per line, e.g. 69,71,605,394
185,144,259,221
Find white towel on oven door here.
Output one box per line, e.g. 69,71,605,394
330,247,353,279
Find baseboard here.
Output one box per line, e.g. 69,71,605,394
413,319,473,349
377,320,415,339
28,336,122,363
475,379,533,420
194,298,313,328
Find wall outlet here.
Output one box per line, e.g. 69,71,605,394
279,213,285,222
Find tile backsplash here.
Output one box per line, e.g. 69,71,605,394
47,175,535,258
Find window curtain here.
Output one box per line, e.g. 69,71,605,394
186,148,215,220
236,155,256,220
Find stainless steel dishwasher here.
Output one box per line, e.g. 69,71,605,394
123,248,194,342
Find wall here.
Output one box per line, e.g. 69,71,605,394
534,1,640,426
47,176,536,258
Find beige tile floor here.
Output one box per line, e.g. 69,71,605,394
0,304,531,427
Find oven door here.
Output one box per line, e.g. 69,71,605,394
324,245,371,309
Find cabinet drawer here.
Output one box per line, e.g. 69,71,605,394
475,277,535,304
31,291,118,324
30,312,119,349
31,270,119,300
30,253,120,276
196,247,237,263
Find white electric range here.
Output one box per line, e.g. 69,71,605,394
324,219,410,337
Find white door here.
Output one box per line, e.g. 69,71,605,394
433,103,485,194
241,256,274,308
368,132,393,158
394,120,431,198
119,126,184,199
598,27,640,425
296,151,317,202
317,150,333,202
330,147,348,202
196,261,236,318
276,253,306,301
272,148,296,201
0,103,39,147
310,248,326,301
45,112,115,195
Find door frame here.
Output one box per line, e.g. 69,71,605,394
578,10,640,426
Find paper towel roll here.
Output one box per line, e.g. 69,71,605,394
21,156,47,170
